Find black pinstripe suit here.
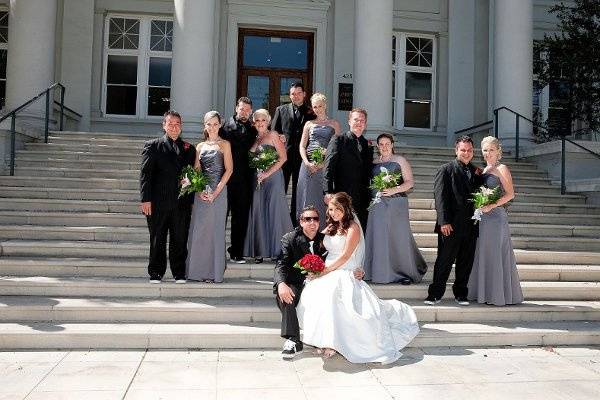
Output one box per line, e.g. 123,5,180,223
140,134,197,280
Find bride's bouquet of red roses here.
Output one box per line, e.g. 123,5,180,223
293,254,325,276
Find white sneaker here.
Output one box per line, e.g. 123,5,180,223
230,257,247,264
149,279,161,284
281,339,303,359
423,297,441,305
455,298,470,306
175,279,187,284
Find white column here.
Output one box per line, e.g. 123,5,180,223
5,0,57,112
60,0,94,131
353,0,393,131
447,0,476,145
493,0,533,146
171,0,216,126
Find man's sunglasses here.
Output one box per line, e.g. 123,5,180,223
301,216,320,222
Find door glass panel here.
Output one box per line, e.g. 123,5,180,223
247,76,270,110
404,101,431,129
107,55,138,85
279,77,302,105
405,72,431,101
243,36,308,70
148,57,171,86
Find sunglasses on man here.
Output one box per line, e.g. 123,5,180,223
301,216,319,222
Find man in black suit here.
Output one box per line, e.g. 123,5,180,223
220,97,257,264
425,135,482,306
271,82,315,224
274,206,325,359
322,108,373,230
140,110,197,284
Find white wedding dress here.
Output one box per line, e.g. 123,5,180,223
296,226,420,364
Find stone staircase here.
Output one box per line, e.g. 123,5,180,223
0,131,599,349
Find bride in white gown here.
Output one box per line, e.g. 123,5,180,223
296,192,420,364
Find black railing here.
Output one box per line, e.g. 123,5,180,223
0,83,80,176
560,137,600,194
456,105,600,196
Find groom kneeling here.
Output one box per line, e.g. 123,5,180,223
275,206,325,359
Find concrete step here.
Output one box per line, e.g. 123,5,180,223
16,166,139,180
412,233,600,252
16,157,140,171
1,208,598,229
411,181,560,195
1,297,598,324
48,131,160,141
1,257,600,282
0,198,139,213
2,239,599,264
15,166,551,188
1,222,597,243
0,186,139,201
0,176,136,190
0,276,599,300
1,320,598,349
15,150,143,163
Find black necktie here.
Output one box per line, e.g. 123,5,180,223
356,138,362,153
293,106,300,121
172,139,180,156
464,166,472,181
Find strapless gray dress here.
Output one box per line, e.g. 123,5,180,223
244,145,293,258
467,173,523,305
364,161,427,283
296,124,335,228
186,147,227,282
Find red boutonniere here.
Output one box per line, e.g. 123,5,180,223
367,140,374,147
183,142,191,151
474,167,483,176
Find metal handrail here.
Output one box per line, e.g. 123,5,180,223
0,82,76,176
53,100,83,119
455,105,600,196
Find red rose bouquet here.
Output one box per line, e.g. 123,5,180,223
293,254,325,275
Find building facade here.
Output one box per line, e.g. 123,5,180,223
0,0,565,146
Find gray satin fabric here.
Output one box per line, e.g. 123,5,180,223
468,173,523,305
186,148,227,282
296,125,335,228
364,162,427,283
244,145,294,258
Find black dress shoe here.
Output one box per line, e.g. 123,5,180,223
399,277,412,285
254,257,263,264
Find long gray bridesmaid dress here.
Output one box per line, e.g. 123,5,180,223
364,161,427,284
295,124,335,228
186,146,227,282
244,144,293,258
467,173,523,305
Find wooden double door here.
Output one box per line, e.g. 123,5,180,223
237,28,314,116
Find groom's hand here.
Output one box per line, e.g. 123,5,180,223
440,224,453,236
140,202,152,216
277,282,295,305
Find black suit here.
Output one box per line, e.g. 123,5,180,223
274,227,326,341
140,134,196,280
271,102,315,224
428,159,482,299
322,131,373,229
220,116,257,259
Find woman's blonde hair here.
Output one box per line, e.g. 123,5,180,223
252,108,271,124
310,92,327,105
481,135,503,160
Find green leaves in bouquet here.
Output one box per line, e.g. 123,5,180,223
369,167,402,192
309,146,326,165
178,165,209,198
470,186,502,209
248,146,279,172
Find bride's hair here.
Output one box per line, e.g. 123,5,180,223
325,192,354,236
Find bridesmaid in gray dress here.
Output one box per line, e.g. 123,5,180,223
296,93,340,228
244,109,293,262
186,111,233,283
364,133,427,284
468,136,523,305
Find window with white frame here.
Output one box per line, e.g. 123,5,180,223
0,11,8,109
103,16,173,117
392,33,436,130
